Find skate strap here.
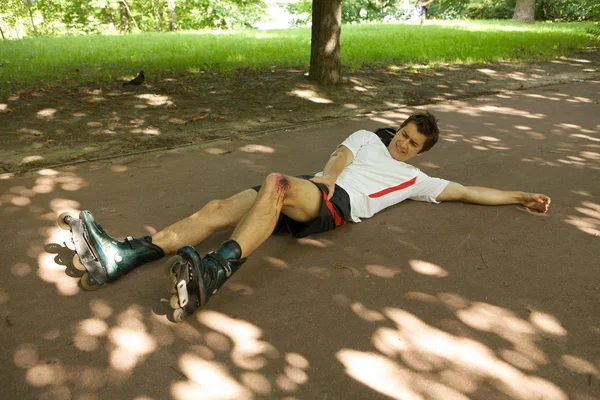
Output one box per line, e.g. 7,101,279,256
205,252,247,277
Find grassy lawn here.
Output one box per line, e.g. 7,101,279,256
0,20,596,95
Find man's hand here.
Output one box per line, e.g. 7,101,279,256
310,175,337,200
521,193,551,213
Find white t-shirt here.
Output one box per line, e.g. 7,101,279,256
316,130,449,222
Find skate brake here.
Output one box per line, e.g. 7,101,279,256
176,280,189,307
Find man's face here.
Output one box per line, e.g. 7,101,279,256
387,122,427,162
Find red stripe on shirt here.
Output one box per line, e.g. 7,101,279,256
368,176,417,199
323,192,346,227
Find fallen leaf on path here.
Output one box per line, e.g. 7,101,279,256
333,264,360,277
190,113,208,122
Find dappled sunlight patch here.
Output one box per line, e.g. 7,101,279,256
479,105,545,119
205,147,234,155
295,237,328,248
19,127,44,136
564,201,600,237
408,259,448,277
405,291,438,303
343,103,358,109
240,371,272,395
173,355,254,399
438,292,469,309
566,96,593,104
165,311,312,397
337,349,469,400
26,361,68,388
529,311,567,337
289,89,333,104
37,250,80,296
111,164,129,173
135,93,174,107
226,282,255,297
263,256,289,269
36,108,57,119
521,157,561,167
305,266,331,279
130,127,161,135
86,96,106,104
570,133,600,142
108,306,158,372
524,93,560,101
418,161,440,169
21,155,44,165
365,264,400,278
239,144,275,153
572,190,593,197
499,349,538,371
457,302,536,335
11,262,32,277
381,308,566,399
14,343,39,369
197,311,279,370
560,355,600,376
351,302,385,322
370,116,396,125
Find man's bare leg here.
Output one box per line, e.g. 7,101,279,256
152,189,257,254
166,173,325,320
230,174,323,257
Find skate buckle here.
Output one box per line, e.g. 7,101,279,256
176,280,189,307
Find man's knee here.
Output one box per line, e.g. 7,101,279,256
262,173,293,198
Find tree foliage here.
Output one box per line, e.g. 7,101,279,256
0,0,267,37
286,0,599,26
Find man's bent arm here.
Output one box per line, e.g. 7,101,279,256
310,145,354,198
322,145,354,179
437,182,551,213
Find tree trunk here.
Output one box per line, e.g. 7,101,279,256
167,0,176,31
105,1,115,26
0,25,5,40
309,0,342,85
120,1,129,32
121,0,139,30
24,0,37,35
152,0,163,30
513,0,536,23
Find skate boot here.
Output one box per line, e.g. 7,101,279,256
165,240,246,322
58,210,165,290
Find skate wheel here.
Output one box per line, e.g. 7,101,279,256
72,254,86,272
164,255,184,276
173,308,187,323
167,276,177,294
57,212,74,230
80,273,101,291
170,294,180,309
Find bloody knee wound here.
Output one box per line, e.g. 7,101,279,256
275,175,290,196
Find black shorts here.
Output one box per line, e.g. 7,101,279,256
251,175,352,238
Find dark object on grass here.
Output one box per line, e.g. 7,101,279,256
123,70,145,87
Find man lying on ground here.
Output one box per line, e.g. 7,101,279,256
60,111,551,322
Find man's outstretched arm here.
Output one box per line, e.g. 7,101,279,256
436,182,551,213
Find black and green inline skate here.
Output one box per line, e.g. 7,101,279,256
165,240,246,322
58,210,164,290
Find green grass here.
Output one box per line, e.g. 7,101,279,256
0,20,595,95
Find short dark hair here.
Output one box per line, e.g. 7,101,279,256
400,111,439,153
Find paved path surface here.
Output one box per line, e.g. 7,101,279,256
1,81,599,400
